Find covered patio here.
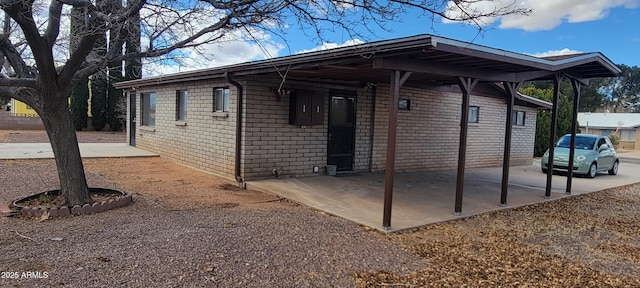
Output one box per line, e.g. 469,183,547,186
247,161,640,231
247,35,621,230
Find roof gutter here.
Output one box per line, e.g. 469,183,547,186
491,83,552,109
515,92,553,109
225,72,243,184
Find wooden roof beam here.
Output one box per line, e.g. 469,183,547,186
372,58,555,83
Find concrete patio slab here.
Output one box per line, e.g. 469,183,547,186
0,143,158,159
247,160,640,232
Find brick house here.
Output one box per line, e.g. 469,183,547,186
115,48,548,181
578,112,640,150
116,35,619,226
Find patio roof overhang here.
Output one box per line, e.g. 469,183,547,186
116,34,620,90
116,34,621,230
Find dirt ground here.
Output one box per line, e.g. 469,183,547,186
83,157,282,211
1,130,639,287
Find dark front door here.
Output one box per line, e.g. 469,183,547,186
129,91,136,146
328,95,356,171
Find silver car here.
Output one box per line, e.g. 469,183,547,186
541,134,619,178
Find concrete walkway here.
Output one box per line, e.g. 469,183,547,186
248,160,640,232
0,143,158,159
619,150,640,165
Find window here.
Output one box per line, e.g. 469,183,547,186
621,130,636,142
512,110,525,126
468,106,479,123
214,88,230,112
142,92,156,126
601,129,613,136
398,98,411,110
176,90,188,121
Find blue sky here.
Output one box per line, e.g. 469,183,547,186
281,1,640,66
147,1,640,75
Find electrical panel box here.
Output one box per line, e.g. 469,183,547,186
289,91,324,126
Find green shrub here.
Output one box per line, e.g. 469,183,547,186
609,134,620,148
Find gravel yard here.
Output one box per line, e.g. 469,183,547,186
0,157,425,287
1,130,639,287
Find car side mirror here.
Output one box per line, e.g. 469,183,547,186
599,144,608,151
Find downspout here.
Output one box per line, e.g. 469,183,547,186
226,72,244,184
368,84,376,172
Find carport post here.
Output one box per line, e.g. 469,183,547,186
383,70,412,229
500,82,520,206
545,73,564,198
454,77,478,215
566,79,582,194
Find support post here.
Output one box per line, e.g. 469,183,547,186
382,70,411,229
566,79,582,194
129,90,136,146
545,73,564,198
500,82,520,206
454,77,478,215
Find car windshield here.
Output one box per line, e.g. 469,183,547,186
556,135,596,150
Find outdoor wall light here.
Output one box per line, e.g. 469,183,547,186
398,98,411,110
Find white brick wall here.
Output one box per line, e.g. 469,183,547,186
126,77,537,181
240,77,373,179
371,84,537,172
126,79,237,181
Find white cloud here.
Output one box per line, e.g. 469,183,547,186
142,30,284,77
529,48,583,58
295,39,364,54
444,0,640,31
136,3,285,77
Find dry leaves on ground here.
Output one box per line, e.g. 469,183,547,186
356,183,640,287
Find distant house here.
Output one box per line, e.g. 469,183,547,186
9,99,38,117
578,112,640,150
0,99,44,130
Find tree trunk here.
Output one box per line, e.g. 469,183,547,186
40,97,92,206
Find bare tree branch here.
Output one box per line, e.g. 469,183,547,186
3,0,57,85
0,77,37,88
45,0,63,44
0,33,33,78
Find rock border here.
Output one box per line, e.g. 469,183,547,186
10,188,131,218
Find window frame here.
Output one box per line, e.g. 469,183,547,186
398,98,411,111
512,110,525,126
597,138,607,150
141,92,157,127
214,87,230,112
176,90,188,121
468,106,479,123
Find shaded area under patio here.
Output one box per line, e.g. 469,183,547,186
247,161,640,232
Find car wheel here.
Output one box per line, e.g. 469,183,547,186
588,163,597,178
608,160,619,175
